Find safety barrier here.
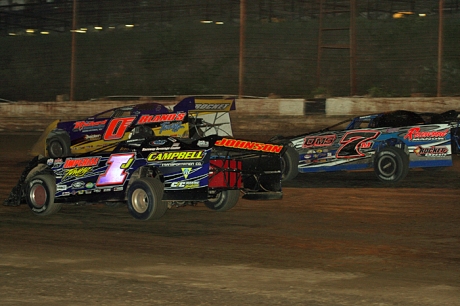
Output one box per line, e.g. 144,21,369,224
1,97,460,140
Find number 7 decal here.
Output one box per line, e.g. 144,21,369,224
96,153,135,186
336,130,380,158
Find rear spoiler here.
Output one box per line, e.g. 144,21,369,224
203,136,284,200
173,97,236,112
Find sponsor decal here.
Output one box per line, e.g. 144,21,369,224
71,181,86,189
56,184,67,191
182,168,192,179
384,128,400,133
63,167,93,180
85,182,95,189
64,157,100,168
195,103,231,111
214,138,283,153
159,122,184,134
171,181,200,188
404,127,449,141
149,139,167,146
303,135,336,148
147,151,204,162
137,112,186,124
74,120,107,131
197,140,209,147
161,162,203,167
85,134,102,141
53,158,64,167
142,145,181,152
414,146,449,157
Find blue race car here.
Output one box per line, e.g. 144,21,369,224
271,110,457,182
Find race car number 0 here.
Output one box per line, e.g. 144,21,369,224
103,117,136,140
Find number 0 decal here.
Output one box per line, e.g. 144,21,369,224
96,153,135,186
336,130,380,158
103,117,136,140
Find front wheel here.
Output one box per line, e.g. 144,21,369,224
127,178,166,220
204,189,240,212
26,174,62,216
374,147,409,182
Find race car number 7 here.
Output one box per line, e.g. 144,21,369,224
336,130,380,158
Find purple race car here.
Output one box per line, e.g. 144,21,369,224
31,96,236,158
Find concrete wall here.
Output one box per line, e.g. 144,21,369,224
1,97,460,140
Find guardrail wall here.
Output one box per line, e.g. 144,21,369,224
1,97,460,140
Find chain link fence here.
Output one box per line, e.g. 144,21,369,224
0,0,459,101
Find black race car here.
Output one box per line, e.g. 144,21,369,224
5,135,284,220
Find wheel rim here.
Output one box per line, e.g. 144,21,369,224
49,141,63,157
378,156,396,177
30,185,47,207
280,157,287,179
131,189,149,213
207,192,224,209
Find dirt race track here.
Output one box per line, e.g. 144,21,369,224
0,133,459,306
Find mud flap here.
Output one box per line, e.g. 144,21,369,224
3,156,41,206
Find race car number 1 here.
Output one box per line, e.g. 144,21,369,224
96,153,135,186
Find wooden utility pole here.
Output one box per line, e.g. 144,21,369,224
350,0,357,96
437,0,444,97
70,0,77,102
317,0,357,96
238,0,246,98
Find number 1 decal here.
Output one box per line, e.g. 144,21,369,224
336,130,380,158
96,153,135,186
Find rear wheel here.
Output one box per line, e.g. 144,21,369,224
47,135,71,158
204,189,240,212
26,174,62,216
374,147,409,182
281,146,299,181
127,178,166,220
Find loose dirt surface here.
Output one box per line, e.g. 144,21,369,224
1,134,459,306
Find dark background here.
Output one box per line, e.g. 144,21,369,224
0,0,459,101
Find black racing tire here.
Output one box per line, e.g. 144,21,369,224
281,146,299,182
26,174,62,216
204,189,240,212
374,147,409,182
47,134,71,158
127,178,166,221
